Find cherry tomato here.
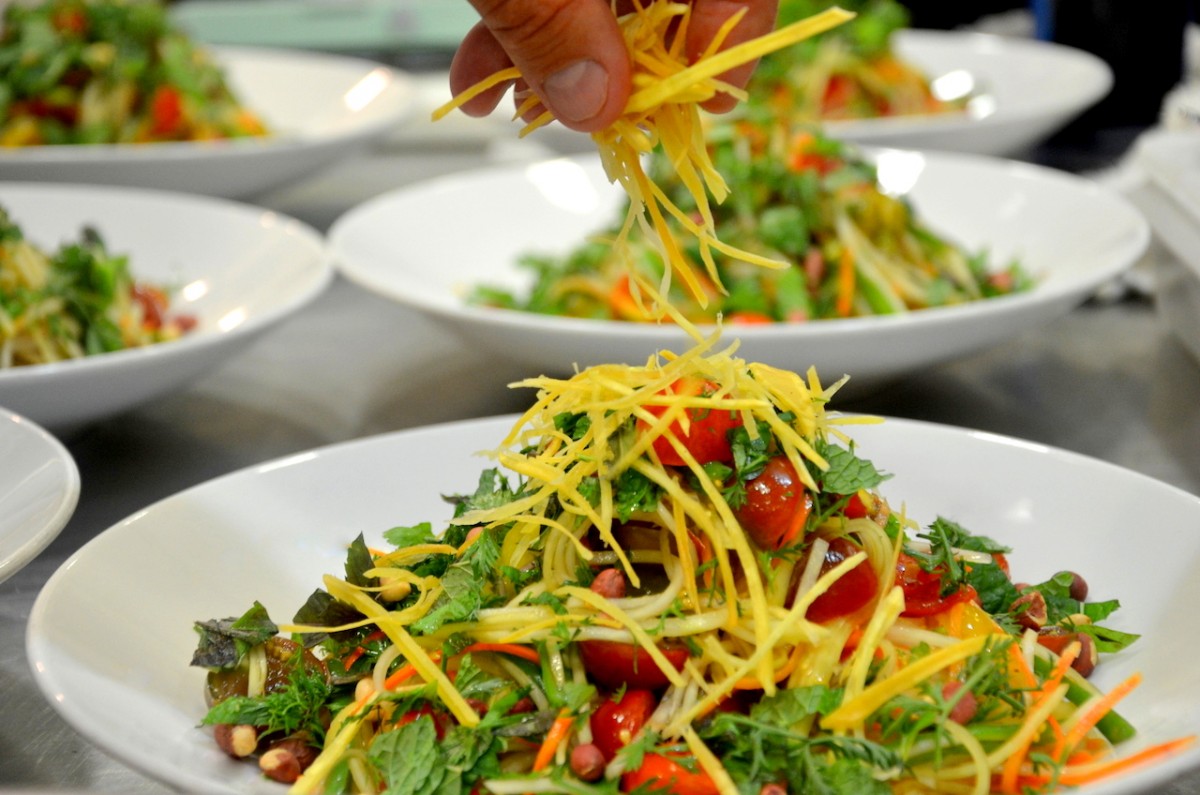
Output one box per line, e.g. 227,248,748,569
578,640,689,690
895,552,978,617
842,492,869,519
150,85,184,136
621,753,720,795
727,311,773,325
735,456,811,550
590,689,657,762
205,637,327,707
131,284,168,330
641,378,740,466
804,537,879,624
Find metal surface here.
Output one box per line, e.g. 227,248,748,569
2,125,1199,793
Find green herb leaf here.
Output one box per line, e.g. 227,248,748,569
190,601,277,669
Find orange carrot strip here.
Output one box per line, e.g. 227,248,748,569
1058,736,1197,786
836,246,855,317
533,709,574,772
1007,644,1038,690
1038,642,1080,701
461,643,542,664
383,651,444,691
1061,672,1143,756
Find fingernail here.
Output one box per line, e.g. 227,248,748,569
542,60,609,124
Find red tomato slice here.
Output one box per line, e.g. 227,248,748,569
641,378,739,466
805,537,879,624
590,689,657,762
621,753,720,795
895,552,978,617
735,456,811,550
578,640,689,690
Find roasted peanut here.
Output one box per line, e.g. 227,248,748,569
590,568,627,599
213,724,258,758
570,743,606,782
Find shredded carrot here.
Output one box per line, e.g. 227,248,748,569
1039,641,1080,701
461,642,542,664
1007,642,1039,690
383,651,444,691
342,629,386,670
533,709,575,772
1055,736,1196,787
836,245,855,317
1060,671,1143,756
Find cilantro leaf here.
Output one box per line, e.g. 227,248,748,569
613,468,661,521
202,663,332,740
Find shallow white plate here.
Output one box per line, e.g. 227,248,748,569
460,30,1113,158
0,47,417,198
329,151,1148,393
0,409,79,584
0,183,332,429
816,29,1113,156
26,413,1200,793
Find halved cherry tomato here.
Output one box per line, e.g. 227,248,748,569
621,753,720,795
805,537,879,624
641,378,739,466
578,640,689,690
590,689,656,762
131,284,168,330
842,491,869,519
149,85,184,137
735,456,811,550
895,552,978,617
727,311,773,325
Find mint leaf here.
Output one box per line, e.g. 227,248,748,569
817,441,888,494
369,716,444,795
384,522,437,548
190,601,277,669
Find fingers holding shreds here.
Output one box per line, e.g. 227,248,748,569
453,0,632,131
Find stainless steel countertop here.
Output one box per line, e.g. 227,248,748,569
3,124,1199,792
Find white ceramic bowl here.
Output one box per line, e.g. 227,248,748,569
818,29,1113,156
328,151,1148,393
0,183,332,429
500,30,1113,158
26,413,1200,793
0,409,79,584
0,47,418,198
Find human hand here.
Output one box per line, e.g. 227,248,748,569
449,0,780,133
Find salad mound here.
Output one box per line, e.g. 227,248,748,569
0,204,193,368
0,0,267,146
747,0,971,123
473,126,1031,324
191,339,1184,794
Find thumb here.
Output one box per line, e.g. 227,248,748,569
454,0,632,132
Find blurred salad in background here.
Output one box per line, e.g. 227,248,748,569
745,0,970,122
0,0,267,146
472,123,1031,325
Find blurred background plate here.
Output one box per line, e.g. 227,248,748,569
25,413,1200,793
328,150,1148,395
0,409,79,585
0,183,332,430
795,29,1114,156
0,48,418,199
